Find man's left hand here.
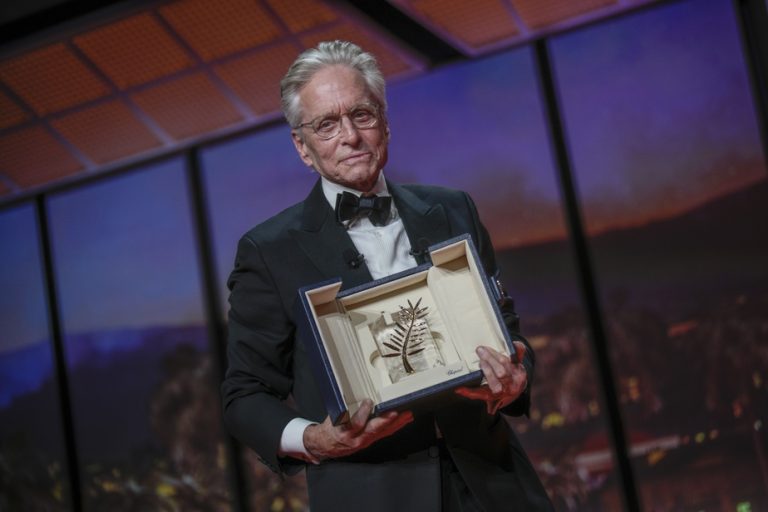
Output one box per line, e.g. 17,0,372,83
455,341,528,415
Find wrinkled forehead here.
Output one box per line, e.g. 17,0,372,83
298,65,376,119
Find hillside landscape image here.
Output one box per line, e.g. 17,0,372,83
500,178,768,509
2,178,766,510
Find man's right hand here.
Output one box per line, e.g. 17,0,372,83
302,399,413,463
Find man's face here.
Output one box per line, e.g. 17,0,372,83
291,65,389,193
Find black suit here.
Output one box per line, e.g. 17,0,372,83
222,179,553,511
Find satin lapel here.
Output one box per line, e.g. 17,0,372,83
389,181,452,250
289,180,374,289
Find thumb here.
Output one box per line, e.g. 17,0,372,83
513,341,526,364
347,399,374,432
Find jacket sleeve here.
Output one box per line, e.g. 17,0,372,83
462,191,535,418
220,234,304,474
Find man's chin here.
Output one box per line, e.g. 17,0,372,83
339,169,380,192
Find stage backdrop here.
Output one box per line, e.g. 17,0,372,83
1,0,766,510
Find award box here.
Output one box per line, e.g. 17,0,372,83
296,234,513,424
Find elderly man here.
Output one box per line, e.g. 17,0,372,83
222,40,553,511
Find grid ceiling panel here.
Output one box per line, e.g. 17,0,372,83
73,13,195,90
301,23,415,78
51,100,162,164
0,90,30,130
160,0,284,62
265,0,339,33
0,126,83,188
410,0,520,49
0,43,110,116
214,42,299,116
510,0,617,29
132,72,244,140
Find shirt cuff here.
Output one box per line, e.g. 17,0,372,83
279,417,317,459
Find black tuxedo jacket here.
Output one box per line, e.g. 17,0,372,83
221,179,553,511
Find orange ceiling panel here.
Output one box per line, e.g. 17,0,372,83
510,0,616,29
265,0,338,33
132,72,243,140
214,42,299,117
0,90,30,130
160,0,283,62
0,126,83,188
409,0,520,49
300,23,415,78
51,100,162,164
0,43,111,116
73,13,195,90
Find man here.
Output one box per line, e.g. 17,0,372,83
222,40,553,511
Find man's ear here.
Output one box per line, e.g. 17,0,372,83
291,130,314,168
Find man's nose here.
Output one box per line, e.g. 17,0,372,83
338,115,361,143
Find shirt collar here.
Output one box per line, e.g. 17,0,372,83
320,173,389,209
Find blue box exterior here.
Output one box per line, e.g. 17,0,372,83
295,277,349,424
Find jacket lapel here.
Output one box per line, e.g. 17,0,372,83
389,181,452,254
289,180,374,289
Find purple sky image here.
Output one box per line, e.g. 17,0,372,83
0,204,55,406
46,159,206,335
385,47,566,249
551,0,766,234
0,204,49,351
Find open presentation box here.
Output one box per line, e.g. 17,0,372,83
296,235,513,424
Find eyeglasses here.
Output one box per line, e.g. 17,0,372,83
295,104,380,140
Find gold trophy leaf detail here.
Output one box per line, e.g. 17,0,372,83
381,299,429,374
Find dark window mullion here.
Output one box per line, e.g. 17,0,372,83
734,0,768,171
184,148,249,512
532,39,641,512
35,195,82,512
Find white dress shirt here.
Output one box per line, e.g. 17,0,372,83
279,174,419,459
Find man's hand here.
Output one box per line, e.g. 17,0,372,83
303,399,413,463
455,341,528,415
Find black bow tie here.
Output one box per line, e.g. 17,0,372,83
335,191,392,226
